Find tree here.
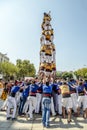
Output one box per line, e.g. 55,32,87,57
56,71,73,79
0,61,18,80
61,72,73,79
16,59,36,79
75,68,87,78
56,71,62,78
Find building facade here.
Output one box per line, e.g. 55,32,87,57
0,52,9,63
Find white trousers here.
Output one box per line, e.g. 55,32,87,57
62,97,72,111
0,88,3,97
77,95,87,110
1,96,8,109
51,97,56,116
50,35,54,42
71,93,78,112
85,95,87,108
58,94,62,114
45,56,52,63
16,92,22,106
35,93,42,113
28,96,36,119
23,96,30,114
7,96,17,118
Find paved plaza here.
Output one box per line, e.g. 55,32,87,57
0,99,87,130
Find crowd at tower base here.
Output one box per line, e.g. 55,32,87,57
0,77,87,128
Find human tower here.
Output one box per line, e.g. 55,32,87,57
39,12,56,77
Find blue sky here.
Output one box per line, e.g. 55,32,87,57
0,0,87,72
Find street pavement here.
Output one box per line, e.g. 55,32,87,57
0,99,87,130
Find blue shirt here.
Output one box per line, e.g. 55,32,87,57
43,84,52,94
84,82,87,91
22,86,29,98
68,82,76,92
77,85,85,93
37,82,43,93
29,84,38,93
11,86,20,93
51,83,58,93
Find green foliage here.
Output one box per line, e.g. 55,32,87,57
75,68,87,78
2,60,87,80
61,72,73,79
0,61,18,80
16,59,36,78
56,71,73,79
56,71,62,77
0,59,36,80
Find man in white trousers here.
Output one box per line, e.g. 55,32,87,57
6,81,20,120
26,80,38,120
35,82,42,114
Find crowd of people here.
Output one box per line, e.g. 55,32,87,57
0,77,87,128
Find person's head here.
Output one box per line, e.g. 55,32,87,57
85,79,87,83
62,81,67,85
79,81,83,86
26,81,31,86
50,77,54,83
14,80,18,86
31,79,35,85
45,77,50,86
35,77,39,83
42,78,45,84
4,82,8,87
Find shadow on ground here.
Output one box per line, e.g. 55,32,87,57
0,111,87,130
